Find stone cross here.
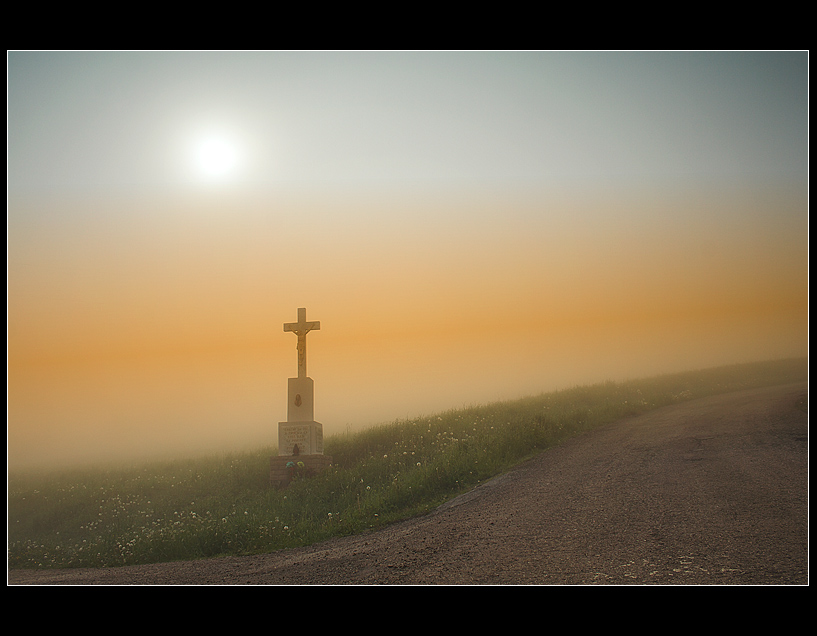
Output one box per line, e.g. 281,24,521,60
271,307,333,485
284,307,320,379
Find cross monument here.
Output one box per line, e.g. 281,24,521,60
271,307,332,486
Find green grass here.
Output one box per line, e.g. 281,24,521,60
8,357,806,570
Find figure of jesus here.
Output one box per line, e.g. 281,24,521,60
284,308,320,379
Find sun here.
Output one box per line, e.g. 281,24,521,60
189,131,242,182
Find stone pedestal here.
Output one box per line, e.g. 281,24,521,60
287,377,315,422
278,420,324,456
273,420,333,487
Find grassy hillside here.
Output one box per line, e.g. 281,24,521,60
8,358,806,570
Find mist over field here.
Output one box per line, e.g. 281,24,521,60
8,51,807,472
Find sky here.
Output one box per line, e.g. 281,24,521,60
7,51,808,471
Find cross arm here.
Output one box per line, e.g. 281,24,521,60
284,321,320,334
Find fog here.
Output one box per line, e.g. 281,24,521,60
8,185,807,471
8,51,807,471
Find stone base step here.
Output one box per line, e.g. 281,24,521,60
270,454,333,488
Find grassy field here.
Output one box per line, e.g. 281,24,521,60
8,357,807,570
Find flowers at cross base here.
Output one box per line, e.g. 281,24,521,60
286,460,314,481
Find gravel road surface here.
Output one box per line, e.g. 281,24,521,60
9,382,808,585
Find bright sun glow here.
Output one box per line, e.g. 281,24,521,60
192,133,241,181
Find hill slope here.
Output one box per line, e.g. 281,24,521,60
10,381,807,585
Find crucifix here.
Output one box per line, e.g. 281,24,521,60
284,307,320,379
272,307,331,482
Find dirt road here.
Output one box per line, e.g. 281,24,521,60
9,382,808,585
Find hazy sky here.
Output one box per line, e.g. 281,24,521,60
8,51,808,470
